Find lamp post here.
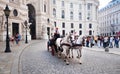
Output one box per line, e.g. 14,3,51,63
24,20,28,44
4,5,11,52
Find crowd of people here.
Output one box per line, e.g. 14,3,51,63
49,27,120,49
82,36,120,48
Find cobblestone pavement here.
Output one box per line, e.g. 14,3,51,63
20,40,120,74
0,40,40,74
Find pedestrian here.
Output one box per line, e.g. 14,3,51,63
86,36,90,47
90,36,94,48
97,36,101,48
103,36,109,48
109,36,114,48
114,36,119,48
15,33,21,46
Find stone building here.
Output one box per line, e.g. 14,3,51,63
98,0,120,36
0,0,99,41
0,0,31,41
49,0,99,37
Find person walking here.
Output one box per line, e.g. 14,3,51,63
97,36,101,48
109,36,114,48
103,36,109,48
114,36,119,48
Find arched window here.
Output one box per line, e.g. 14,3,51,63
53,8,56,17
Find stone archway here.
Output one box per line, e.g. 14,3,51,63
27,4,36,39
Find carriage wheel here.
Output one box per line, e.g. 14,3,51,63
47,42,49,51
51,46,55,56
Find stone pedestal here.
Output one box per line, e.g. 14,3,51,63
23,31,31,41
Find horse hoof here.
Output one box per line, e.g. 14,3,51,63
79,62,82,64
64,59,66,62
72,56,74,58
66,62,69,65
76,56,79,58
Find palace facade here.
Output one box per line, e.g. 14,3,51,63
0,0,99,41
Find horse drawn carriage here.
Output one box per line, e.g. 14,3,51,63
47,33,83,65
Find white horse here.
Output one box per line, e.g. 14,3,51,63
56,33,72,65
70,35,83,64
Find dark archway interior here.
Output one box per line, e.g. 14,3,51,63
12,23,19,36
27,4,36,39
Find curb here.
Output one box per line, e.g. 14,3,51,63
10,40,41,74
84,47,120,55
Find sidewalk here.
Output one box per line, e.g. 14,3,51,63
84,46,120,55
0,40,41,74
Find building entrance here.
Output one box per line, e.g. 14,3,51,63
27,4,36,39
12,23,19,36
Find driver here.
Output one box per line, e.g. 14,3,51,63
54,27,60,41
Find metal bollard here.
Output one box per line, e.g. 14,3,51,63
105,47,109,52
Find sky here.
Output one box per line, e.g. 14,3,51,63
99,0,112,9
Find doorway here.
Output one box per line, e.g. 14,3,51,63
12,23,19,36
27,4,36,39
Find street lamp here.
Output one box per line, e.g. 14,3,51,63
4,5,11,52
24,20,28,44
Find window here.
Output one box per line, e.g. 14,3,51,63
62,30,65,36
54,22,56,27
79,4,82,10
79,30,82,35
70,3,73,8
87,3,92,10
89,30,92,35
62,22,65,28
61,10,65,18
53,8,56,17
53,0,56,4
71,23,74,28
70,11,73,20
79,12,82,20
89,23,92,28
62,1,64,7
71,30,74,33
87,12,91,20
79,24,82,28
44,4,46,12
